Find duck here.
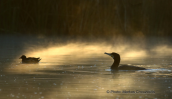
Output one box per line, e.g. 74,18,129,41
104,52,146,70
19,55,41,63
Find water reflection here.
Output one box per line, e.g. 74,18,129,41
1,54,172,99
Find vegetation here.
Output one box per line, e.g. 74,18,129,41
0,0,172,38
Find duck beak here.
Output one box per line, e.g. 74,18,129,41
104,52,111,56
104,52,114,58
104,52,112,57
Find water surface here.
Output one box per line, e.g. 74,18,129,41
0,55,172,99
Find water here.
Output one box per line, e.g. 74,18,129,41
0,55,172,99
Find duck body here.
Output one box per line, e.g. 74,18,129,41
104,52,146,70
117,65,146,70
19,55,41,64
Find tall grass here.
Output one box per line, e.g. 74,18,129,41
0,0,172,37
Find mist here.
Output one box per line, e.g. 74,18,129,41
1,1,172,98
1,0,172,57
1,34,172,61
1,0,172,59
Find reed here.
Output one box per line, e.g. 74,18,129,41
0,0,171,37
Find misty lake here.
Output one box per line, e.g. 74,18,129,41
0,54,172,99
1,0,172,98
0,35,172,99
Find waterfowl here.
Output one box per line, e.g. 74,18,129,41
19,55,41,63
104,52,146,70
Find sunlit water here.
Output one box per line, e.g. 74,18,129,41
0,55,172,99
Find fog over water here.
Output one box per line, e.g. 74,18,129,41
0,35,172,99
1,0,172,99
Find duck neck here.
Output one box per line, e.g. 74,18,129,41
111,59,120,69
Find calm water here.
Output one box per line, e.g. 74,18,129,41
0,55,172,99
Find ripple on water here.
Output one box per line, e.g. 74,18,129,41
0,56,172,99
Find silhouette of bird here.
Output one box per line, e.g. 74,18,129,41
104,52,146,70
19,55,41,63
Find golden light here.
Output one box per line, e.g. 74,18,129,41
6,42,149,74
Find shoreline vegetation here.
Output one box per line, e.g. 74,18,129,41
0,0,172,38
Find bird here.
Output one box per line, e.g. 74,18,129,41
104,52,146,70
19,55,41,63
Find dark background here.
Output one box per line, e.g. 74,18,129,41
1,0,172,39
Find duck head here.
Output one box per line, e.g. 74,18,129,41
104,52,121,69
19,55,26,59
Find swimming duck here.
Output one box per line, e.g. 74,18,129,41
19,55,41,63
104,52,146,70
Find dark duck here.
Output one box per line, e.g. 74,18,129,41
19,55,41,63
104,52,146,70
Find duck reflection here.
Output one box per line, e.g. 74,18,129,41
111,70,121,78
